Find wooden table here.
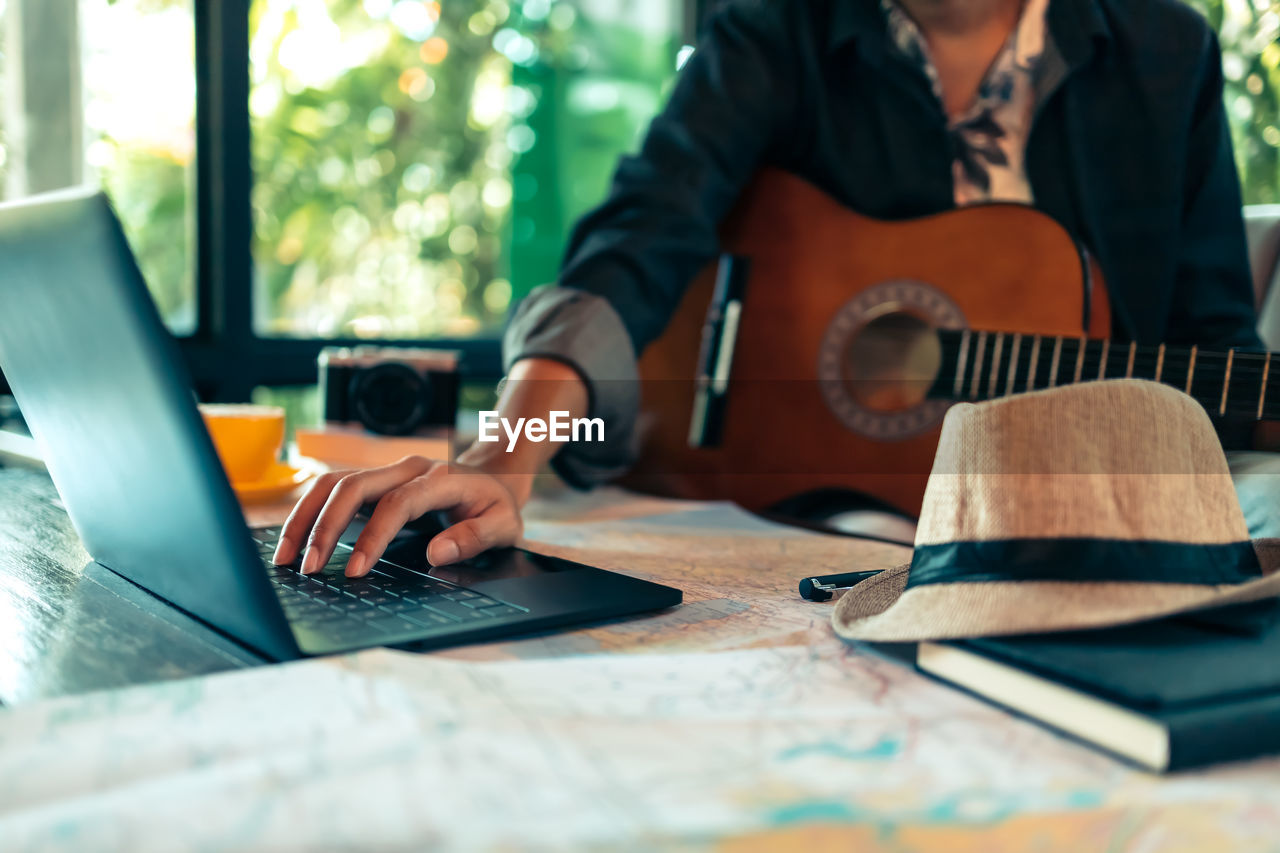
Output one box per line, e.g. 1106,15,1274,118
0,456,906,706
0,463,264,704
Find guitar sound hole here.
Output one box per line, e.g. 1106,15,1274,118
843,312,942,412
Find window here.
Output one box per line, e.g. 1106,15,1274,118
0,0,197,332
1194,0,1280,204
249,0,681,340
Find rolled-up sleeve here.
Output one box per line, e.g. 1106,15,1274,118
501,0,801,487
503,284,639,487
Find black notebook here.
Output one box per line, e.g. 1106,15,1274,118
896,604,1280,772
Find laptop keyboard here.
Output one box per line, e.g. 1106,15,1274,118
249,525,526,645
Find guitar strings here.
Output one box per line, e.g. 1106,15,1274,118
932,331,1280,419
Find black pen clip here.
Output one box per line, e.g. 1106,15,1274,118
798,570,882,602
799,578,839,602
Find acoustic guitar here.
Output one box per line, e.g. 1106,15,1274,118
624,169,1269,516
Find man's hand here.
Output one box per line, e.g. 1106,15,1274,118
272,356,588,578
272,456,524,578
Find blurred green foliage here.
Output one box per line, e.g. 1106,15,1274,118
249,0,677,339
250,0,512,339
101,148,194,330
1191,0,1280,204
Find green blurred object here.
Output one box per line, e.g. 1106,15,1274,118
251,385,322,444
508,13,679,299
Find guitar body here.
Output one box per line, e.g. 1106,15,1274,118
624,169,1110,516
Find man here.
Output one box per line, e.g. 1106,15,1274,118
273,0,1260,577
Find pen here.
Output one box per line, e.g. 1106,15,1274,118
688,254,749,449
799,570,882,601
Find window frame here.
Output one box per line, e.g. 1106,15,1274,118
188,0,503,403
0,0,708,402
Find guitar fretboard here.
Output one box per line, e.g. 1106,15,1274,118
931,330,1278,420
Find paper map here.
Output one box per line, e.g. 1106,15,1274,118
3,489,1280,850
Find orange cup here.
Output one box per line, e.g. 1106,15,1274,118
198,403,285,485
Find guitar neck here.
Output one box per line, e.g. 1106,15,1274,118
931,330,1278,420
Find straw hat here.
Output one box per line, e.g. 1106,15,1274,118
831,379,1280,642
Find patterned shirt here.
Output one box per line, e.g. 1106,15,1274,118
882,0,1050,206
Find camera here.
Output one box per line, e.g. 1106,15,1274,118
320,346,460,436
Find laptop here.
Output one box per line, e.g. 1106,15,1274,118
0,187,682,661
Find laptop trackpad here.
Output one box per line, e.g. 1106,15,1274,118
380,535,570,587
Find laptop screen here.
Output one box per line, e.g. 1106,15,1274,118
0,188,298,660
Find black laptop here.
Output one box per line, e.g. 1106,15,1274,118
0,187,681,660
